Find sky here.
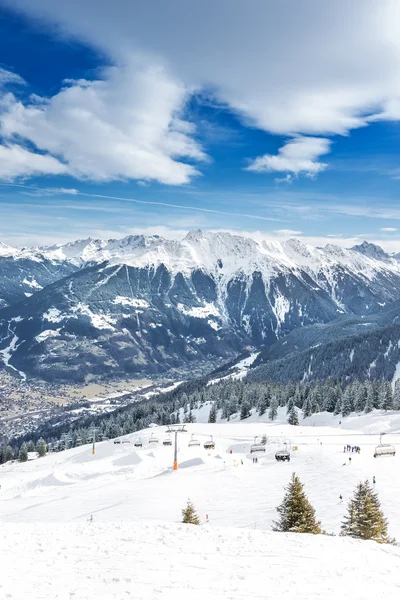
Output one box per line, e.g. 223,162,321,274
1,1,400,250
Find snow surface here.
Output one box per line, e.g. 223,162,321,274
2,522,399,600
2,412,400,598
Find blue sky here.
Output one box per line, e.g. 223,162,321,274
1,0,400,250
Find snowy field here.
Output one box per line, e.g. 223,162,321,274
1,410,400,598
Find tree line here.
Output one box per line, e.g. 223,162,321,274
2,376,400,464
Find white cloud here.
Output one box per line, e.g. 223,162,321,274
380,227,398,232
274,229,303,235
0,63,205,184
247,137,330,177
0,68,25,87
3,1,400,179
0,144,67,180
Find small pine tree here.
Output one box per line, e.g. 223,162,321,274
341,480,394,544
273,473,322,534
208,403,217,423
287,405,299,426
182,499,201,525
36,439,47,458
18,442,28,462
27,440,35,453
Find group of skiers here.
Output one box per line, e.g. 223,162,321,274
343,444,361,453
252,457,259,463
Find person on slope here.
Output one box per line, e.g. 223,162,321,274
373,475,376,485
339,495,343,502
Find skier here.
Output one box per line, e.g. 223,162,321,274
339,495,343,502
373,475,376,485
349,457,352,464
230,449,232,454
241,459,243,465
343,445,346,452
206,514,209,522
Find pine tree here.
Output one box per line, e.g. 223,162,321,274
182,499,201,525
273,473,322,534
341,386,354,416
341,480,394,544
364,382,374,413
287,404,299,426
240,401,251,420
36,439,47,458
394,379,400,410
27,440,35,453
268,397,278,421
286,396,295,414
302,396,312,419
208,403,217,423
18,442,28,462
380,382,394,411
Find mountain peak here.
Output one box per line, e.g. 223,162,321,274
351,241,388,260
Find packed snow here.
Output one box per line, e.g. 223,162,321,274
1,412,400,597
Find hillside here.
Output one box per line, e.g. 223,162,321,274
1,414,400,598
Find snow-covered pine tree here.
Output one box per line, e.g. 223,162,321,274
380,381,394,411
268,397,278,421
341,480,394,544
364,381,374,413
258,391,269,416
287,404,299,426
182,499,201,525
394,379,400,410
273,473,322,534
208,403,217,423
240,401,251,420
302,396,312,419
36,439,47,457
27,440,35,453
18,442,28,462
286,396,295,414
341,386,354,416
354,381,367,413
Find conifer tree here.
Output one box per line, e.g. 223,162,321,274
341,480,394,544
36,439,47,458
341,386,354,416
394,379,400,410
273,473,322,534
287,404,299,426
27,440,35,453
208,403,217,423
240,401,251,420
18,442,28,462
268,397,278,421
182,499,201,525
302,396,312,419
364,382,374,413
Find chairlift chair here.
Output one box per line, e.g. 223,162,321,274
250,436,266,454
204,435,215,450
134,440,143,448
163,436,172,446
188,434,200,447
275,449,290,462
374,433,395,457
149,435,159,445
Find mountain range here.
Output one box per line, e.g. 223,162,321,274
2,231,400,382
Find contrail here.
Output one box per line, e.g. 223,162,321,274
0,183,281,222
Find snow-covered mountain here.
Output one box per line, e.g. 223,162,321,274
3,230,400,381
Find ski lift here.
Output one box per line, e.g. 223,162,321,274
149,435,159,445
114,439,121,445
188,434,200,447
75,437,82,446
250,436,266,454
163,436,172,446
204,435,215,450
134,440,143,448
275,450,290,462
374,433,396,458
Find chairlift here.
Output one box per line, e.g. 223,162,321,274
204,435,215,450
114,439,121,445
374,433,395,458
188,434,200,447
250,436,266,454
134,440,143,448
149,435,159,445
163,436,172,447
275,448,290,462
75,437,82,446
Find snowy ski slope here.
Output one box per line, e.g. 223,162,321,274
1,411,400,598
